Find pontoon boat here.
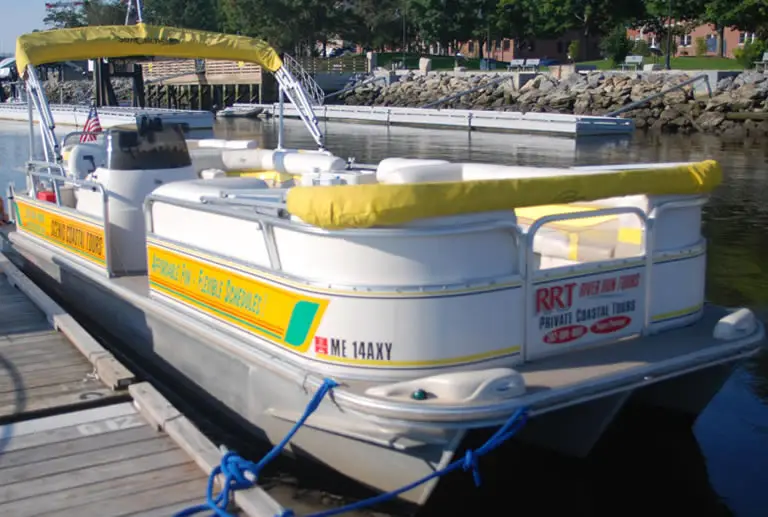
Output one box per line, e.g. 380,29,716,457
2,23,764,506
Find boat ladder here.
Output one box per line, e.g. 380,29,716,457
274,54,326,150
280,53,325,107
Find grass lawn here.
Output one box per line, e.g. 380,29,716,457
577,56,744,71
373,52,744,72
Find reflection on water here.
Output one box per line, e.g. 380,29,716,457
1,118,766,516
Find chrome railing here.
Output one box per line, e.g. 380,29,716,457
522,206,652,360
144,193,524,290
60,131,106,149
14,163,113,276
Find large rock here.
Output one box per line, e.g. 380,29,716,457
696,112,726,130
334,68,768,135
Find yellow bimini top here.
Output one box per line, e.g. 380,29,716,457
286,160,723,229
15,23,282,76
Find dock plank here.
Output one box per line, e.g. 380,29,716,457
0,272,124,422
0,257,276,516
0,402,241,517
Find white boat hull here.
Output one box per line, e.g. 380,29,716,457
3,233,459,503
4,229,762,505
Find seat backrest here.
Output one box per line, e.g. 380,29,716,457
383,163,463,183
376,158,450,183
763,52,768,61
509,59,525,66
66,143,107,180
625,55,643,64
525,58,541,66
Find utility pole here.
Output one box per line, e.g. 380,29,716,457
402,5,406,69
665,0,673,70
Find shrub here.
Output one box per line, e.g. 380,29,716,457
733,39,768,69
633,39,651,57
568,40,580,61
694,37,708,57
600,26,634,66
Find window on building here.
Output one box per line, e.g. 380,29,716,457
468,42,474,52
680,34,691,47
706,33,718,53
496,40,502,50
739,32,756,45
503,40,511,51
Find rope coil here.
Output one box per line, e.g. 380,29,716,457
174,377,529,517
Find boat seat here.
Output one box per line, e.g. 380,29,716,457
516,204,643,262
151,177,270,203
189,147,348,189
376,160,649,263
64,143,107,180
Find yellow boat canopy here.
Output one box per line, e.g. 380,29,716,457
286,160,722,229
15,23,282,76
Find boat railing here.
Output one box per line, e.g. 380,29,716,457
145,193,525,238
60,132,106,149
145,193,525,274
523,206,652,359
12,164,113,276
24,66,60,163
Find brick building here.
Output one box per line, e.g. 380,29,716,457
453,31,602,63
627,24,758,58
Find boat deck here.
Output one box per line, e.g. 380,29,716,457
0,256,282,517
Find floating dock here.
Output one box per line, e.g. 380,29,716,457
0,253,282,517
0,103,214,135
255,103,634,137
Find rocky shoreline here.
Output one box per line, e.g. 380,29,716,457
338,71,768,137
42,78,134,105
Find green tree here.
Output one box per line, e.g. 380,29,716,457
410,0,467,54
495,0,552,53
219,0,297,51
44,2,87,28
703,0,768,55
536,0,646,38
338,0,406,52
44,0,127,29
600,24,634,64
142,0,219,31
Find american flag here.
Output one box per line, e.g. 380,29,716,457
79,104,103,143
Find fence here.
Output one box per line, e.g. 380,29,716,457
137,58,263,85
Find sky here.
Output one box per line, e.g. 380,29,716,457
0,2,47,56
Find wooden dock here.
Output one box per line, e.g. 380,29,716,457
0,254,282,517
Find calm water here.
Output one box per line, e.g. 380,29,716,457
1,119,767,516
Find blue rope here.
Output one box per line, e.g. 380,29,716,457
292,405,529,517
173,378,339,517
175,376,529,517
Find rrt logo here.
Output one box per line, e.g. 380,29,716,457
535,283,577,314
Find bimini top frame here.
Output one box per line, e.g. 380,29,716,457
15,23,326,162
